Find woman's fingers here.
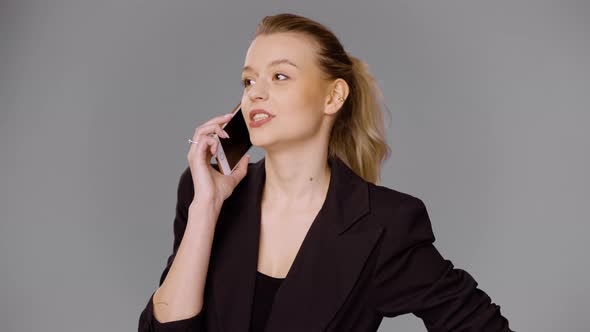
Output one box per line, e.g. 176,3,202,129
195,123,229,141
230,154,250,182
192,112,234,142
187,134,218,166
202,112,235,127
187,113,234,168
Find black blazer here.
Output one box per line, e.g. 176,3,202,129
139,156,513,331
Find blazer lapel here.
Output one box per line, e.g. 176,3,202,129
210,155,383,332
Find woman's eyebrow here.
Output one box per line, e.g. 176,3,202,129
242,59,298,74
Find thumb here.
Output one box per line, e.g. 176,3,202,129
231,154,250,183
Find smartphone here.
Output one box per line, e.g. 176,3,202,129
214,102,252,175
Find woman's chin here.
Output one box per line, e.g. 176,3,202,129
250,136,280,150
250,133,272,145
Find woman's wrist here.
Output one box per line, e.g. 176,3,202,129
189,196,224,217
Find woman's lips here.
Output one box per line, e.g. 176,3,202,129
250,115,274,128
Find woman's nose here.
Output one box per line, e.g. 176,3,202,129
247,80,269,101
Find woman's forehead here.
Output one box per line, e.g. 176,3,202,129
244,33,319,71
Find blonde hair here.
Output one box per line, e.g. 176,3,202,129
253,13,392,184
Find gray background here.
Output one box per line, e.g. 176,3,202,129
1,0,588,331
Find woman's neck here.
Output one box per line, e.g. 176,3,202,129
261,153,332,211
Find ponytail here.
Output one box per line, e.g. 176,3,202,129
328,55,391,184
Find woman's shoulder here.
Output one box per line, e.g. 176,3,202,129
366,182,434,238
368,182,427,214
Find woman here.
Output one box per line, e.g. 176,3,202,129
138,13,513,332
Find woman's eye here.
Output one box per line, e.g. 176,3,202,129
241,78,253,87
241,73,288,88
274,73,288,80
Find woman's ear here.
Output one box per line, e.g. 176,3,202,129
324,78,350,115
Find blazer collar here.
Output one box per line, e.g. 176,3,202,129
246,155,371,235
208,155,383,332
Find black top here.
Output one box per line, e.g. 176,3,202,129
249,271,285,332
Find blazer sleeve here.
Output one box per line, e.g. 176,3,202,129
370,195,513,331
138,166,206,332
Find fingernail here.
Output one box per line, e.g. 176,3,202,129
225,113,233,117
223,130,230,138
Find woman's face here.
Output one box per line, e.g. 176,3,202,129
240,32,334,150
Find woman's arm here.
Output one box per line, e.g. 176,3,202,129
152,200,220,321
138,168,221,331
370,195,514,331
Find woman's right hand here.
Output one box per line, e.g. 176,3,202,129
187,112,250,207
